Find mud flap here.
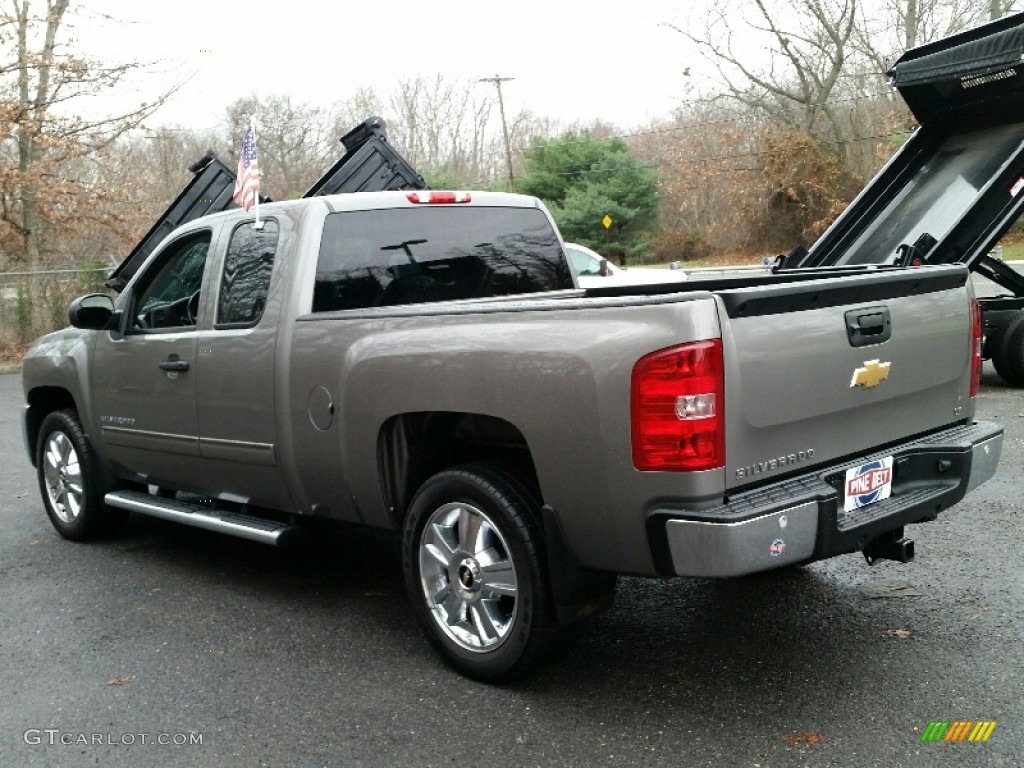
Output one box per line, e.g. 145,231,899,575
541,506,617,625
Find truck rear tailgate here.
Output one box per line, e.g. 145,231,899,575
718,264,972,491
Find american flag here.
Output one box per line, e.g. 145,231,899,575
232,125,260,212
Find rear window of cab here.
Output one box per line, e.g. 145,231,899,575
313,206,572,312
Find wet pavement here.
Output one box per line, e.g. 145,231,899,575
1,367,1021,767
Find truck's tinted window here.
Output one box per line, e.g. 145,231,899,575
217,219,279,327
313,207,571,312
133,232,212,331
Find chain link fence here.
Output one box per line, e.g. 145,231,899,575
0,268,111,362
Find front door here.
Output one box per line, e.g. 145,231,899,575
92,229,214,486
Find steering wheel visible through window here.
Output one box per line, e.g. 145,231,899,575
132,234,212,331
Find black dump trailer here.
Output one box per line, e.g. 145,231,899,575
302,116,427,196
108,116,427,291
775,11,1024,386
107,153,241,291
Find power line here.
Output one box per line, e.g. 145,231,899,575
462,128,909,188
508,92,907,153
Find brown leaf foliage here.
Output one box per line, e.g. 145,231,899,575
781,731,825,745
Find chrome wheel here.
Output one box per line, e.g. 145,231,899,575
36,409,125,542
418,501,519,652
42,431,83,524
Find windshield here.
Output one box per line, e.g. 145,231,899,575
565,245,604,275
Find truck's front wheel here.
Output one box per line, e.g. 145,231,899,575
36,409,124,541
402,465,561,682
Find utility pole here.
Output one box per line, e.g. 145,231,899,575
479,75,515,192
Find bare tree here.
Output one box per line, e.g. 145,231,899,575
329,86,387,139
385,75,490,179
132,126,225,206
225,94,338,200
667,0,859,148
377,74,557,188
0,0,179,331
854,0,985,83
319,77,560,189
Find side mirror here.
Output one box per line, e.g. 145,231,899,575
68,294,115,330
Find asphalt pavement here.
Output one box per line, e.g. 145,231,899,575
1,364,1022,768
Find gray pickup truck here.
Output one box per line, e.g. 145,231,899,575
21,185,1003,680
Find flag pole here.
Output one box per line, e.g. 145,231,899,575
250,115,263,229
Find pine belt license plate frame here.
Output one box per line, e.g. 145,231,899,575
843,456,894,512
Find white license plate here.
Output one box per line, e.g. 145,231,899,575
843,457,894,512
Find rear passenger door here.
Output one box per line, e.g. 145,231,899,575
194,218,291,508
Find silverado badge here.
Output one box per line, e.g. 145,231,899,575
851,359,891,389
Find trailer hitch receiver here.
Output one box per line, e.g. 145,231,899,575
863,529,915,565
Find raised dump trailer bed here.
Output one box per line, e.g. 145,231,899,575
777,11,1024,385
107,154,241,291
302,116,427,196
108,117,426,291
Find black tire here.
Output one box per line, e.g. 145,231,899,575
402,464,563,683
35,409,125,541
992,311,1024,387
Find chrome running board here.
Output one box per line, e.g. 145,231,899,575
105,490,302,547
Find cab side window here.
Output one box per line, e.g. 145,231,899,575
132,232,212,331
217,219,279,327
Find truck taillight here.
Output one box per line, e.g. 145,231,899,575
631,340,725,471
970,297,982,398
406,191,472,204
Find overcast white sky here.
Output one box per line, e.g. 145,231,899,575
70,0,700,133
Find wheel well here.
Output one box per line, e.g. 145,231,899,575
378,412,540,526
25,387,77,465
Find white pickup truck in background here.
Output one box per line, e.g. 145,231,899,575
564,242,688,288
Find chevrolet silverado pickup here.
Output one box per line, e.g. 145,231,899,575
20,186,1002,681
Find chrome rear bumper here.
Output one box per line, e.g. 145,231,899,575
661,421,1003,578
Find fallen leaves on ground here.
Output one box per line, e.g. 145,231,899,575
859,581,922,599
781,732,825,745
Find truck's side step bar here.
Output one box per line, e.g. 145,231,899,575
104,490,303,547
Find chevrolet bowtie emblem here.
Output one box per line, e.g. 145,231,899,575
851,359,891,388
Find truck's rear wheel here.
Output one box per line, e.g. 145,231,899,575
992,311,1024,387
36,409,124,541
402,464,561,682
